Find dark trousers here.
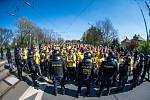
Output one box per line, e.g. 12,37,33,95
23,59,29,71
98,77,112,96
53,77,65,95
132,69,141,88
67,67,76,80
77,79,91,95
141,65,149,82
40,62,45,74
118,75,128,91
28,61,38,85
16,60,23,80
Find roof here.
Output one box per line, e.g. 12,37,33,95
121,37,130,43
132,34,145,41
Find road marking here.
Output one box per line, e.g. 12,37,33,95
0,60,7,65
18,82,47,100
4,75,19,85
35,82,47,100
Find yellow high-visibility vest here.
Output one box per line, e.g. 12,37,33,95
67,54,76,67
34,51,40,64
23,49,28,60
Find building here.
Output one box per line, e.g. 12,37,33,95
121,34,145,48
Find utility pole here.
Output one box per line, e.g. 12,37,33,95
145,1,150,42
135,0,149,41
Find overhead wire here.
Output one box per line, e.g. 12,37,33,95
22,0,57,29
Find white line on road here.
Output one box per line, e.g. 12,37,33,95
4,75,19,85
18,82,47,100
0,60,7,65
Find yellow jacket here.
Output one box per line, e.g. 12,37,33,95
34,51,40,64
23,49,28,60
41,53,45,62
67,53,76,67
77,52,84,63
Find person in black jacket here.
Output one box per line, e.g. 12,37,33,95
28,48,39,87
6,48,12,72
131,53,144,89
118,55,130,91
49,50,67,96
76,52,94,98
96,51,117,97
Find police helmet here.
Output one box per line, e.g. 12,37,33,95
108,51,115,58
84,52,92,59
124,55,131,63
52,50,60,56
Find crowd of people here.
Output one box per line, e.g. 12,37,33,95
5,43,150,98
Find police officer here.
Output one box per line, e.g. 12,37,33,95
6,48,12,72
0,47,3,59
131,53,144,89
76,52,94,97
96,51,117,97
28,48,39,87
49,50,67,96
141,55,150,83
15,47,23,80
118,55,130,91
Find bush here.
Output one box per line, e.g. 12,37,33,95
138,41,150,54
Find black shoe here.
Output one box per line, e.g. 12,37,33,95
62,91,65,95
96,91,102,97
76,93,80,98
33,82,39,87
85,93,90,97
54,92,57,96
96,93,101,97
34,83,39,87
19,77,23,81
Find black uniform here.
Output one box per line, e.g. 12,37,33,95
49,50,67,96
28,48,39,87
76,52,94,97
141,55,150,82
131,54,144,89
6,48,12,71
118,56,130,91
97,54,117,97
15,48,23,80
0,47,3,59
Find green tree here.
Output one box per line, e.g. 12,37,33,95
111,38,120,47
138,41,150,54
82,18,118,46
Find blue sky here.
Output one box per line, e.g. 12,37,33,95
0,0,150,41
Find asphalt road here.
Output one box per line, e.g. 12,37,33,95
0,58,150,100
0,74,150,100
